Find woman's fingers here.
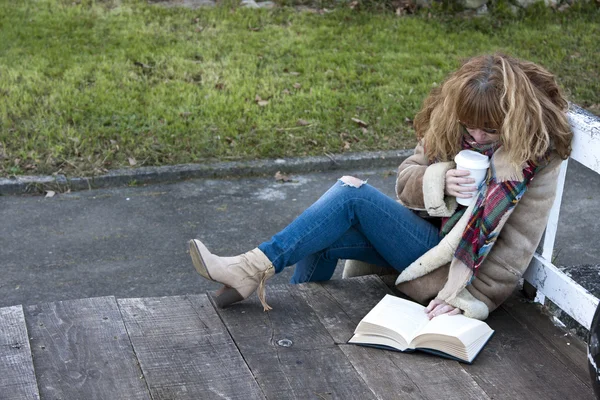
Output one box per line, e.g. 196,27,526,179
426,301,462,319
425,299,443,312
427,303,449,319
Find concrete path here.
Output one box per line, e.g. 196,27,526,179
1,160,599,309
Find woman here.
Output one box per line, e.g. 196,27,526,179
188,53,573,320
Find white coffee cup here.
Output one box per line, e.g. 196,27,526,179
454,150,490,206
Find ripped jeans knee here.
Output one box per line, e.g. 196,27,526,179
338,175,367,188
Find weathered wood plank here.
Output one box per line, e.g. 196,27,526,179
0,305,40,400
567,104,600,174
464,306,595,400
117,295,265,400
213,284,377,399
293,276,490,400
25,296,150,400
501,293,591,387
524,254,599,329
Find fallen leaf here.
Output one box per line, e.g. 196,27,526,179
297,119,309,126
282,89,290,95
289,71,301,76
255,95,262,102
45,191,56,198
258,100,269,107
352,118,368,127
128,157,137,166
343,141,351,150
134,61,152,69
349,0,359,9
293,83,301,89
361,127,368,134
275,171,292,182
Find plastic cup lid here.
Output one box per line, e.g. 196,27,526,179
454,150,490,169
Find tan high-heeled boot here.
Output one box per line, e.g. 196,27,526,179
188,239,275,311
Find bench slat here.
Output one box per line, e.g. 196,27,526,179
25,296,151,400
466,305,595,399
501,294,590,387
0,305,40,400
118,295,265,400
212,284,378,400
293,276,491,400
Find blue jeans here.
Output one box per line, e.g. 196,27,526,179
258,179,441,283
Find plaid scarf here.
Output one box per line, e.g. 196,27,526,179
440,133,540,274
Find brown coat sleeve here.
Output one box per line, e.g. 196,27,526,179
466,153,563,311
396,142,458,217
395,142,429,210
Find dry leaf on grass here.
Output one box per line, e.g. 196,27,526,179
351,118,368,127
293,83,301,89
275,171,292,182
128,157,137,166
255,95,269,107
297,119,309,126
45,191,56,198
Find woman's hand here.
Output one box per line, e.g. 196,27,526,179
425,298,462,319
445,169,477,198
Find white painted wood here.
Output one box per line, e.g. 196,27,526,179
542,159,569,261
523,105,600,330
524,254,599,330
567,104,600,174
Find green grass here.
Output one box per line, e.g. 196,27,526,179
0,0,598,176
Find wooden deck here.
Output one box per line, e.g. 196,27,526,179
0,275,594,400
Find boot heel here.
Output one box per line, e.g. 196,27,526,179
213,286,244,308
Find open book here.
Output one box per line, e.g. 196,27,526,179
348,294,494,364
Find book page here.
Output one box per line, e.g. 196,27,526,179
412,313,493,348
358,295,430,343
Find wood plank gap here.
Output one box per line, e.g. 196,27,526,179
25,296,151,400
0,305,41,400
458,306,594,399
114,298,156,400
118,295,265,400
212,284,378,399
293,276,490,400
202,293,270,400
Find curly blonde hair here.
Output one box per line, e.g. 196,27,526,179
413,54,572,166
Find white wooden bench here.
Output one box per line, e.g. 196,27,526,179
524,104,600,330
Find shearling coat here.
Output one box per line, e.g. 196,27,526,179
344,141,563,320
